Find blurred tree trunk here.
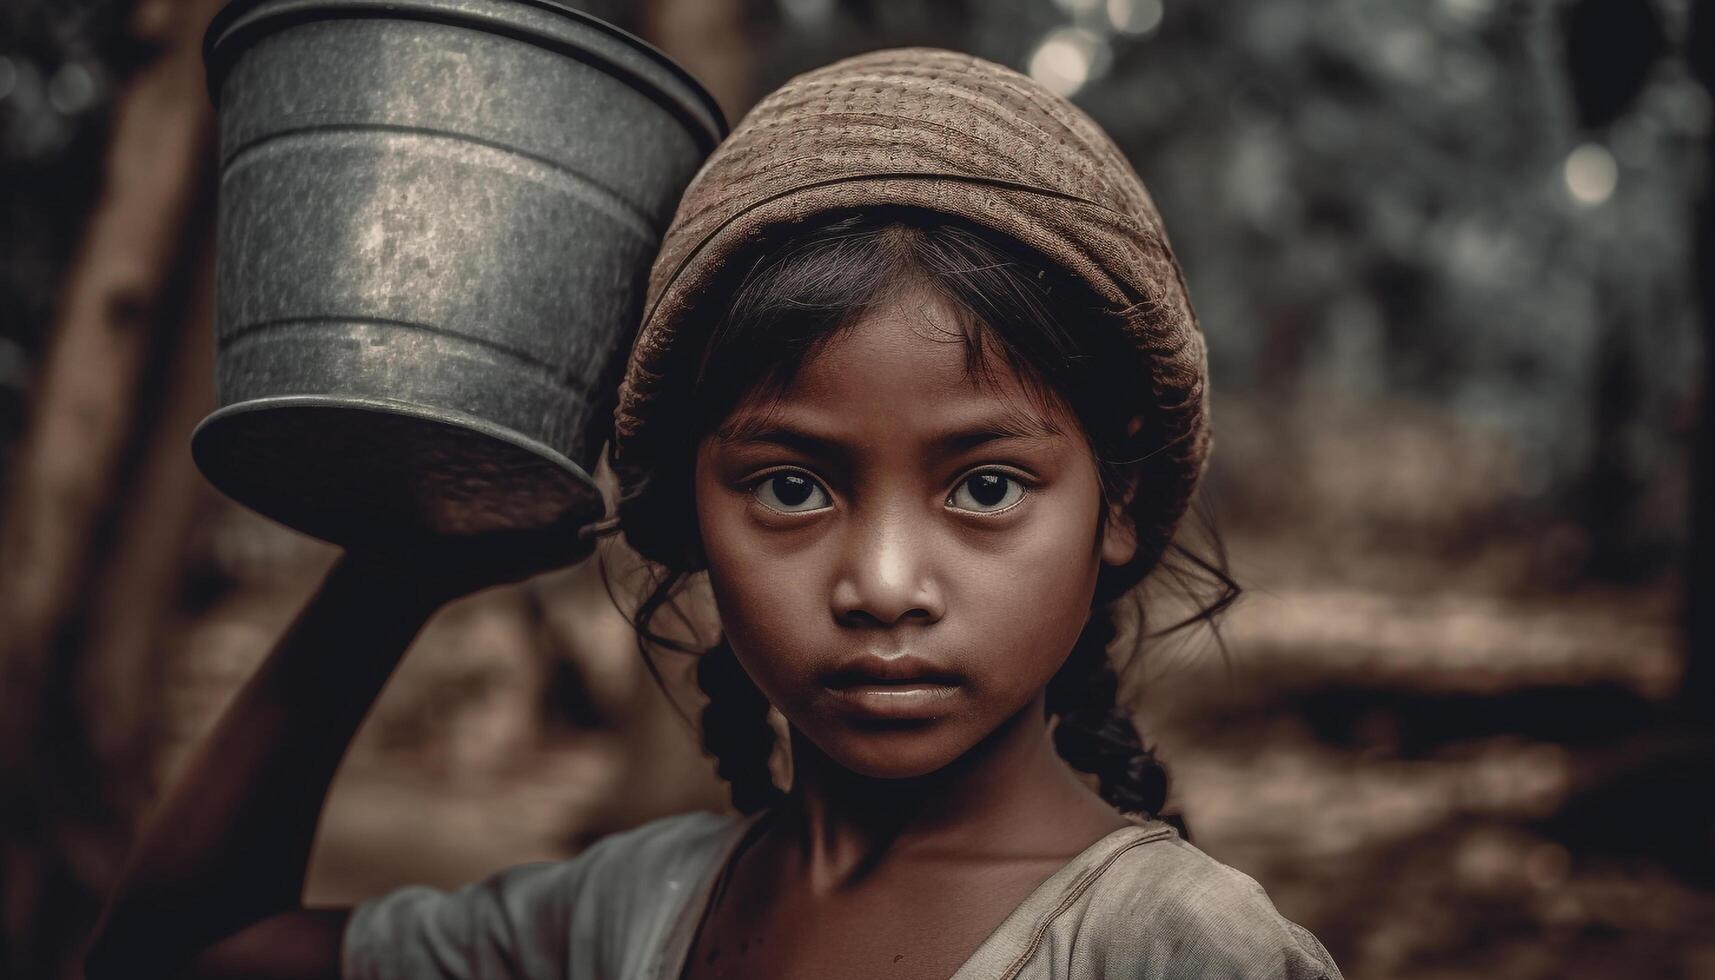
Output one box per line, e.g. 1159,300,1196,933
0,0,223,976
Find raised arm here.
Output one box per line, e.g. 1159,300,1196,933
82,552,456,980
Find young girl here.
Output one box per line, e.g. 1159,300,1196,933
86,49,1342,980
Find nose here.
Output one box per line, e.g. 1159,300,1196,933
829,502,945,627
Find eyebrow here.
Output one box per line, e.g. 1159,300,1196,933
714,411,1062,457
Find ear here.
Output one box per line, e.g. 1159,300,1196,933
1099,482,1140,567
1100,415,1145,568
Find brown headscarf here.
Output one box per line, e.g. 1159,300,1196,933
609,47,1210,559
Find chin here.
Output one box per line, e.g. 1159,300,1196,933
810,724,979,780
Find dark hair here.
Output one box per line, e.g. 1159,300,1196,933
602,208,1237,825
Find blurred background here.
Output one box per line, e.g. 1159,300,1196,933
2,0,1712,977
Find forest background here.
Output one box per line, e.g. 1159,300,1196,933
2,0,1712,977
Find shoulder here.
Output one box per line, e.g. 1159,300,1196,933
564,808,747,909
410,808,742,913
573,808,744,873
1073,823,1342,980
342,809,747,980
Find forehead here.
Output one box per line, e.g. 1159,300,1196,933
726,288,1063,434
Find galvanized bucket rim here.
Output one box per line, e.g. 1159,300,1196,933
191,393,597,489
201,0,729,152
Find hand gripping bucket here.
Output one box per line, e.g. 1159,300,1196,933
191,0,724,560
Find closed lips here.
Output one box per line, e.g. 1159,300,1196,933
823,656,962,688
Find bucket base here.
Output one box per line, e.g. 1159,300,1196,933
191,396,603,559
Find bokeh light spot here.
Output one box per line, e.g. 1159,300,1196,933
1106,0,1164,36
46,62,97,115
1563,142,1618,207
1028,28,1106,98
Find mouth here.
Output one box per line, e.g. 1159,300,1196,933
822,654,963,689
821,654,964,720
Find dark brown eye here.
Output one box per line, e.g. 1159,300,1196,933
752,471,830,513
948,471,1026,513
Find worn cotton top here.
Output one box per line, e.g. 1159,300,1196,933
343,809,1341,980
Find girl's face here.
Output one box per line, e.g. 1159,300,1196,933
693,286,1139,780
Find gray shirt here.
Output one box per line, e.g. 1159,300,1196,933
342,809,1342,980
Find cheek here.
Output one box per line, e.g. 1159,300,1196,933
960,505,1103,695
705,552,802,656
696,498,823,696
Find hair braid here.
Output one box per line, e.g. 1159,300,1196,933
1045,604,1170,820
696,636,785,814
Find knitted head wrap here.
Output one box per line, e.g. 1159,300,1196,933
608,47,1210,563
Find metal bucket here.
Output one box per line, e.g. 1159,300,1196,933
191,0,724,559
